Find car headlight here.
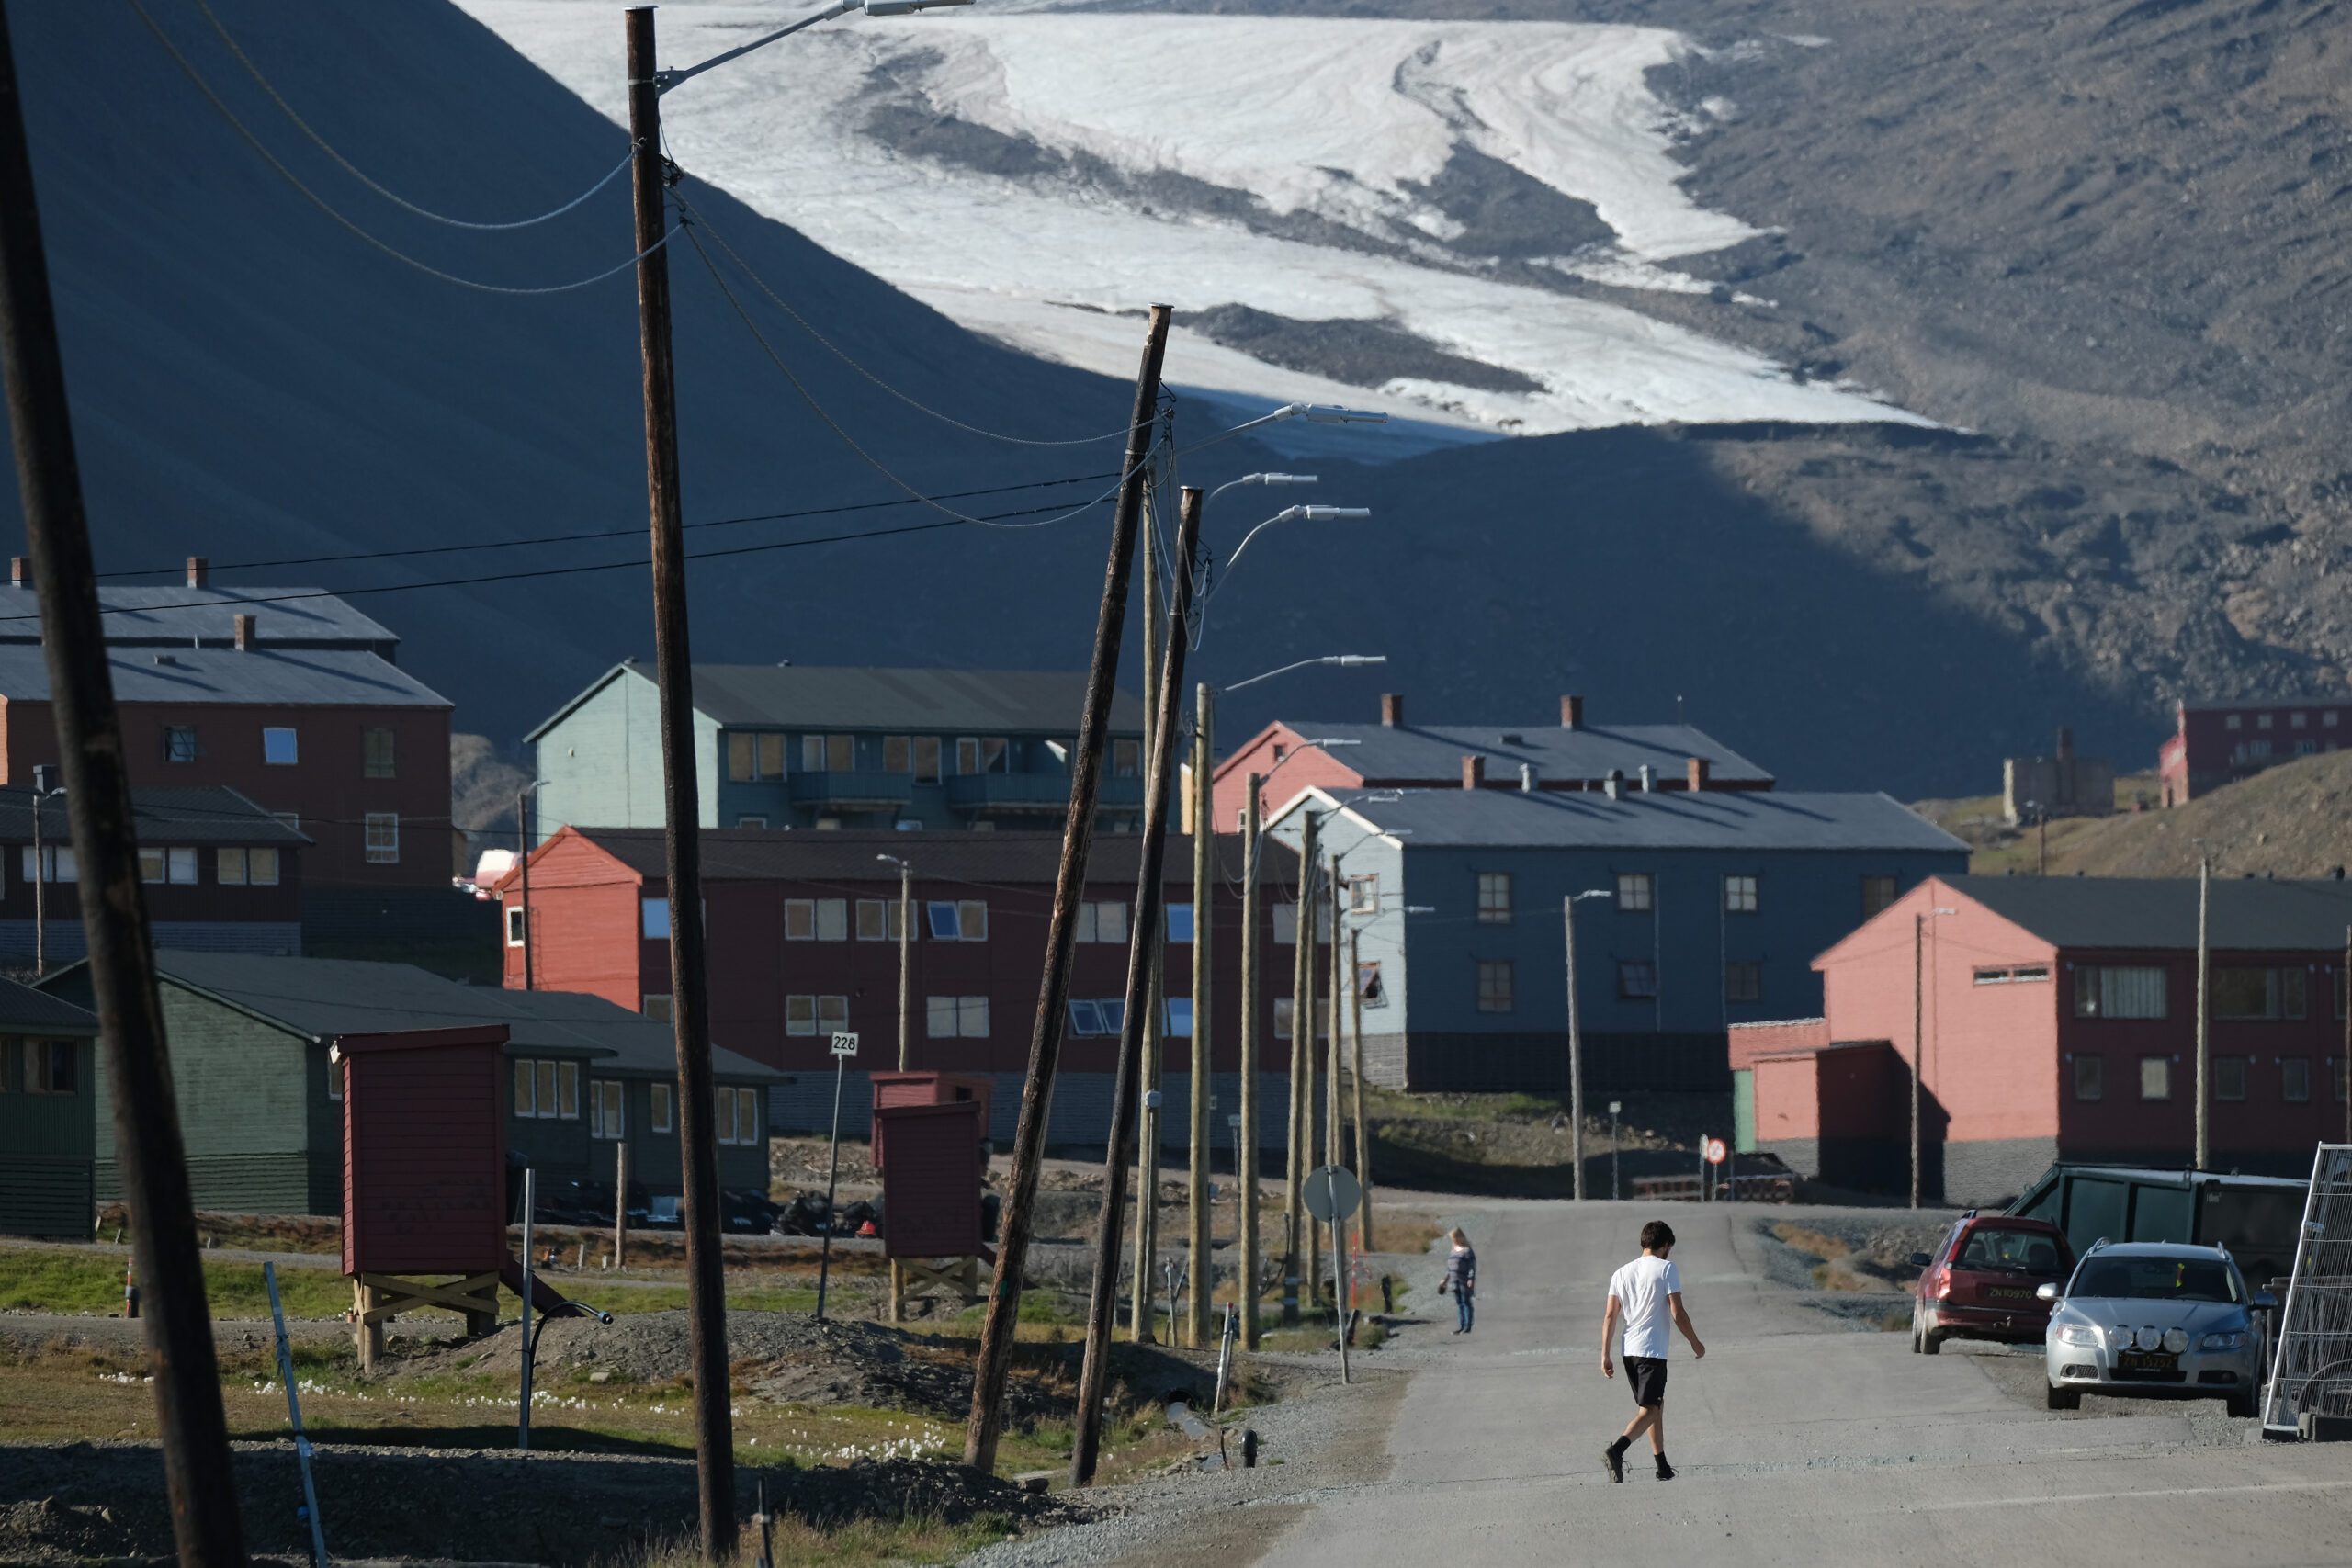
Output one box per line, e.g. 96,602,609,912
2199,1330,2248,1351
2162,1327,2190,1355
2057,1325,2101,1348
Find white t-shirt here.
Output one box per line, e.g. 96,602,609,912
1608,1255,1683,1359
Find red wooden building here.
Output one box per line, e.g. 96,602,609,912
1733,874,2352,1204
2158,696,2352,806
494,826,1302,1152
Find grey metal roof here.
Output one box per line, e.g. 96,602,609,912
547,826,1282,888
1946,874,2352,952
115,952,778,1080
528,663,1143,741
0,645,447,708
0,586,399,649
0,786,311,845
0,976,98,1035
1232,721,1773,786
1276,786,1966,852
2178,696,2352,713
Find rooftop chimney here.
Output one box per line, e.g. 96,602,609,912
1462,754,1486,791
1638,763,1655,793
1381,693,1404,728
187,556,209,590
8,558,24,588
1603,768,1623,801
2055,726,2075,762
1520,762,1536,793
1561,694,1584,730
1687,757,1711,792
232,613,254,651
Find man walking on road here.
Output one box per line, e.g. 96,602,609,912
1601,1219,1705,1482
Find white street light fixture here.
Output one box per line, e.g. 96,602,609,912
1209,472,1318,508
1223,654,1385,693
1182,402,1390,456
1217,505,1371,586
659,0,975,94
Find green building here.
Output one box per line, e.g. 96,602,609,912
41,952,778,1217
0,978,104,1237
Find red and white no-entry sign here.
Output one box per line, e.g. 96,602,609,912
1702,1137,1728,1165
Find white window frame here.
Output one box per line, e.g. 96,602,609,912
786,995,817,1035
957,996,989,1037
364,813,400,864
1476,873,1511,925
1723,874,1758,914
785,898,815,941
927,995,959,1038
168,847,198,885
650,1082,674,1134
815,898,848,942
1616,873,1652,913
217,848,247,886
590,1078,625,1140
507,906,527,947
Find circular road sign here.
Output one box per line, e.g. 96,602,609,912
1303,1164,1362,1222
1702,1137,1728,1166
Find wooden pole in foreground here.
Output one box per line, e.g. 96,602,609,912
1349,925,1373,1254
965,306,1170,1474
627,13,734,1552
1283,812,1317,1324
1187,682,1214,1346
1072,486,1204,1486
1130,506,1164,1343
1238,774,1262,1348
0,6,247,1560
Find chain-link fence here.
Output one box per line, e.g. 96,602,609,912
2261,1145,2352,1438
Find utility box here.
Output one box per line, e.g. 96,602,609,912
876,1100,986,1259
336,1024,511,1278
870,1070,992,1170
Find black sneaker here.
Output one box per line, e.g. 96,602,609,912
1654,1458,1676,1482
1602,1443,1627,1483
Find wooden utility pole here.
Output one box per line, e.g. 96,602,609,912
965,306,1170,1474
897,858,913,1068
2195,853,2211,1170
1327,853,1346,1176
516,785,535,990
1072,487,1203,1487
626,12,734,1552
614,1141,628,1269
0,6,248,1560
1565,895,1587,1201
1910,911,1923,1210
1130,503,1165,1344
1349,925,1373,1253
1187,682,1214,1346
30,777,43,976
1238,773,1262,1348
1283,813,1317,1324
2342,928,2351,1146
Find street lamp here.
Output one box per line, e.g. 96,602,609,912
1913,906,1958,1209
655,0,976,95
1223,654,1385,694
1608,1100,1623,1200
1216,506,1372,590
1182,402,1391,457
1564,889,1611,1201
876,854,915,1072
27,763,60,978
1209,472,1317,509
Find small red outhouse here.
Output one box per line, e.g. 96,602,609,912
336,1024,511,1279
876,1100,988,1260
870,1070,992,1169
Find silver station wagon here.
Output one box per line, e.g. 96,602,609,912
2040,1241,2273,1416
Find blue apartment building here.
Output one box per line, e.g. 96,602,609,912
1265,777,1969,1094
528,664,1148,837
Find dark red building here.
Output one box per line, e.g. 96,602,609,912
2158,696,2352,806
494,827,1304,1152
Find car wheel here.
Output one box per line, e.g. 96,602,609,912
2046,1382,2080,1411
1921,1326,1942,1356
1910,1304,1924,1355
2226,1391,2257,1419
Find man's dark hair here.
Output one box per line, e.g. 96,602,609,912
1640,1220,1676,1252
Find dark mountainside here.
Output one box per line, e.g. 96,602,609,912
6,0,2328,794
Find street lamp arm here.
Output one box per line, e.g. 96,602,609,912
657,0,971,94
1208,473,1317,509
1218,505,1371,587
1180,402,1389,457
1223,654,1385,693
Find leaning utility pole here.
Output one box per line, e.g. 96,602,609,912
1324,854,1345,1304
0,5,247,1561
1129,511,1164,1344
965,306,1170,1475
1186,682,1215,1346
516,786,535,991
897,858,913,1068
1565,895,1587,1201
1283,812,1317,1324
1910,911,1924,1211
2195,853,2211,1170
1349,925,1374,1254
1072,486,1203,1487
626,11,733,1552
1238,773,1262,1348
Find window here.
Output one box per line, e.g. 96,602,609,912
786,996,816,1035
650,1082,673,1134
819,995,849,1034
1075,901,1128,944
1348,874,1379,914
1166,905,1194,943
164,725,199,764
263,727,298,765
138,848,164,884
1476,873,1511,925
929,995,988,1036
716,1086,747,1145
1723,874,1758,914
2074,965,2167,1020
22,845,74,884
724,1086,762,1145
856,899,905,941
2298,739,2319,757
800,735,824,773
20,1039,74,1094
737,816,768,829
883,736,911,773
2210,966,2307,1021
2257,713,2275,729
2140,1055,2172,1100
1974,967,2011,985
168,847,197,885
513,1059,578,1119
1724,961,1762,1003
1272,998,1294,1039
1068,999,1106,1035
1164,998,1193,1037
2011,965,2049,982
365,813,399,864
926,901,988,941
1617,960,1658,999
363,728,396,779
2331,712,2343,729
642,994,673,1022
2074,1055,2103,1101
249,847,278,886
644,897,673,941
1617,873,1652,913
728,733,783,780
816,899,848,942
1476,960,1513,1013
828,734,854,773
785,899,814,940
1271,906,1297,946
2284,1056,2312,1103
2224,714,2242,730
1355,960,1385,1007
1862,876,1898,919
2213,1055,2247,1101
327,1056,343,1100
1112,739,1141,778
590,1079,625,1139
507,907,526,947
218,848,248,885
913,736,942,783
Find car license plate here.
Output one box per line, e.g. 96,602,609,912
1989,1287,2035,1300
2117,1351,2177,1372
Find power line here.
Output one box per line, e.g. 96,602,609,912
678,191,1139,450
128,0,672,295
192,0,632,231
90,472,1119,580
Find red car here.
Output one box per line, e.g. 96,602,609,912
1909,1212,2075,1354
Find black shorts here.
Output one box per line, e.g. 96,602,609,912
1625,1355,1668,1407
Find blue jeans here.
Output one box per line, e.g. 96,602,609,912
1455,1290,1474,1331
